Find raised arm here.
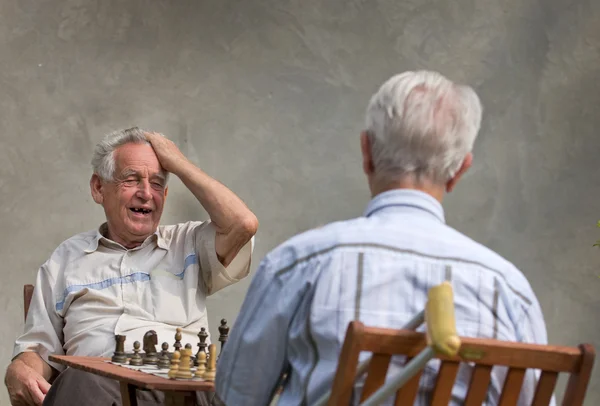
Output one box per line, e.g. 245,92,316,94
145,132,258,267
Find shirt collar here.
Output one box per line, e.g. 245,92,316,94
363,189,446,223
84,223,169,253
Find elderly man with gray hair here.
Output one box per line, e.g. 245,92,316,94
5,128,258,406
216,71,551,405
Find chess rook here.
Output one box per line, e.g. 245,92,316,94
111,335,127,364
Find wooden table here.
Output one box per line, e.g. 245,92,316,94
49,355,214,406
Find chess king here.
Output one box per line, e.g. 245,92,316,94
5,128,258,406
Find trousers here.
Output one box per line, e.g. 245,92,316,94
42,367,224,406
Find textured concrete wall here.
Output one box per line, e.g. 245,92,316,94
1,0,599,404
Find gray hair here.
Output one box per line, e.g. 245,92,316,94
365,70,483,184
91,126,169,182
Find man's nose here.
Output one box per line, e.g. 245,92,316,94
136,180,152,200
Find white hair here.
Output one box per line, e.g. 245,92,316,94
365,70,483,184
91,126,169,182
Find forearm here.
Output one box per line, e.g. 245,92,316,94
173,160,257,232
11,352,55,382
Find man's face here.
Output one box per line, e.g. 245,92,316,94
91,143,168,248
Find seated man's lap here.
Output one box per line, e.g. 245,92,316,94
43,367,221,406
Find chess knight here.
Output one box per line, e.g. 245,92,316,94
5,127,258,406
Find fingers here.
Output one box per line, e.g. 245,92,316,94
37,378,51,394
30,384,45,406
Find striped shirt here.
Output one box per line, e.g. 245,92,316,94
216,189,552,406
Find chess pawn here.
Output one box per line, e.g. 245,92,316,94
194,351,207,378
173,327,183,353
203,344,217,382
158,342,170,369
195,327,208,367
112,335,127,364
168,351,181,379
129,341,143,366
175,346,193,379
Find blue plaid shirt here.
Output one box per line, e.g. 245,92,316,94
216,190,551,406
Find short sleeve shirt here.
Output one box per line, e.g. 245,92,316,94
13,221,253,372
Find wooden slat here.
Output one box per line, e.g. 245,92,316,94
430,361,460,405
120,382,138,406
531,371,558,406
360,328,582,372
360,353,392,401
327,322,364,406
394,358,423,405
498,368,526,406
562,344,596,406
23,284,34,322
464,364,492,406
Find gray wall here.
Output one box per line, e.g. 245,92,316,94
1,0,599,404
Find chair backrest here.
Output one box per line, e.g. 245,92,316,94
328,321,595,406
23,284,34,322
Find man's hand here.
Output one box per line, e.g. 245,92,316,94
144,131,189,174
5,359,50,406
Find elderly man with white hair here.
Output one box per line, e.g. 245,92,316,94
5,127,258,406
215,71,550,405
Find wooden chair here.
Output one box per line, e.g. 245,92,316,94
24,284,34,322
328,322,594,405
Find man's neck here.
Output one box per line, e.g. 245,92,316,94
370,178,445,202
103,225,147,249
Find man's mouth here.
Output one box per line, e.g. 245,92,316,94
130,208,152,215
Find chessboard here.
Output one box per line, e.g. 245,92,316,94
107,319,230,382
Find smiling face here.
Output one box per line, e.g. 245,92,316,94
90,142,168,248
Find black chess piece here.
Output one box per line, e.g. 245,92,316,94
130,341,143,366
185,343,194,368
112,335,127,364
218,319,229,353
143,330,158,365
195,327,208,367
173,327,183,353
158,342,170,369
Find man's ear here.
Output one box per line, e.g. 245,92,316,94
446,153,473,193
360,131,375,176
90,174,104,204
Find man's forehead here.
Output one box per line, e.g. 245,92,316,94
114,143,163,175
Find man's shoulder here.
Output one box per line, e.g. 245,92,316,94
50,229,100,257
262,217,368,270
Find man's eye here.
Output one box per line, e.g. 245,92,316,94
152,182,164,189
123,179,137,185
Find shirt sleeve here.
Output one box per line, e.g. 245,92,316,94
516,299,556,406
12,261,65,372
215,255,306,405
194,221,254,295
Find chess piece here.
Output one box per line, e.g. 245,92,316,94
218,319,229,354
143,330,158,365
130,341,143,366
194,351,207,378
174,327,183,353
195,327,208,367
168,351,181,379
175,346,193,379
158,342,170,369
203,344,217,381
112,335,127,364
